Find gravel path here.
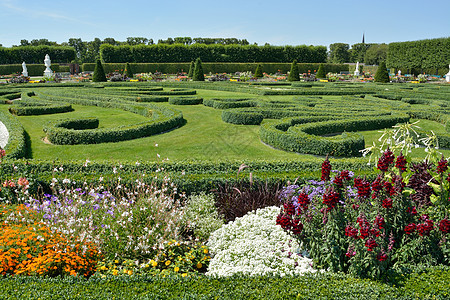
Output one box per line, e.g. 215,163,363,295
0,121,9,149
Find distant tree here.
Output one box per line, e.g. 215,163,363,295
364,44,388,65
93,59,107,82
328,43,350,63
20,39,30,46
192,58,205,81
374,61,390,83
124,62,133,78
316,63,326,78
254,64,263,78
68,38,86,62
187,61,195,78
287,60,300,81
126,37,148,45
349,43,372,63
103,38,119,46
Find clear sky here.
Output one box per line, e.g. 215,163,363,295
0,0,449,47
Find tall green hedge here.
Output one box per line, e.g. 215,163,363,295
100,44,327,63
0,64,62,76
0,46,75,64
387,37,450,73
82,62,348,74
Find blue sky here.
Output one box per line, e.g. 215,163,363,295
0,0,449,47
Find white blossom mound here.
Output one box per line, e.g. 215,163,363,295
206,206,317,277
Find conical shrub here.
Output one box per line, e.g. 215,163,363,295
93,59,107,82
316,63,326,79
287,60,299,81
193,58,205,81
188,61,195,78
255,64,263,78
124,62,133,78
374,61,390,83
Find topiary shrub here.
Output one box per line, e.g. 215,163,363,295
193,58,205,81
374,61,390,83
124,62,133,78
254,64,263,78
316,63,326,79
93,59,107,82
187,61,195,78
287,60,300,81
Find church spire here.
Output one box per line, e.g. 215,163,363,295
362,32,365,44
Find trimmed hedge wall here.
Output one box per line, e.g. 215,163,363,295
168,96,203,105
82,62,349,74
0,46,75,64
0,64,62,76
203,98,257,109
260,114,410,157
99,43,328,63
9,92,73,115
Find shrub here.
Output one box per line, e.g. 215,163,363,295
374,61,390,83
124,62,133,78
254,64,263,78
187,61,194,78
192,58,205,81
168,96,203,105
316,63,326,79
93,59,107,82
287,60,300,81
182,193,224,242
206,206,317,277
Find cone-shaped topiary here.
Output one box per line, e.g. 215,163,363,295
287,60,299,81
316,63,326,79
188,61,195,78
193,58,205,81
374,61,390,83
93,59,107,82
124,62,133,78
254,64,263,78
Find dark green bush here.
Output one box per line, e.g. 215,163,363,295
124,62,133,78
168,96,203,105
316,63,326,78
93,59,107,82
287,60,300,81
187,60,194,77
254,64,263,78
374,61,390,83
193,58,205,81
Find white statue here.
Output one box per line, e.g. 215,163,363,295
22,61,28,77
446,64,450,83
354,62,360,76
398,70,401,77
43,54,53,77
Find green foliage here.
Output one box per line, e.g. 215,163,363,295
187,61,194,77
365,44,388,65
328,43,350,63
93,59,107,82
192,58,205,81
254,64,263,78
168,96,203,105
287,60,300,81
0,64,61,76
203,98,257,110
0,45,75,64
8,92,73,116
316,63,326,78
387,37,450,72
374,61,390,83
0,111,27,159
99,43,327,63
124,62,133,78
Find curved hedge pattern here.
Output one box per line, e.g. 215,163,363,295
0,111,27,159
260,114,410,157
9,92,73,116
169,97,203,105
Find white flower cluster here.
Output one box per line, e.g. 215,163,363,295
206,206,317,277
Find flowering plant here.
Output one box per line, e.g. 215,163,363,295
277,153,449,278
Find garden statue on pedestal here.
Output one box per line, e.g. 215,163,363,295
354,62,360,76
398,70,401,77
445,64,450,83
43,54,53,77
22,62,28,77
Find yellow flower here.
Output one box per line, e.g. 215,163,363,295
115,260,119,264
112,270,118,276
182,273,188,277
127,270,133,276
100,265,107,270
150,260,157,267
165,260,171,266
203,248,208,254
174,267,180,272
123,269,128,274
196,263,202,269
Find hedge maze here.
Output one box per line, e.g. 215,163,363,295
0,82,450,160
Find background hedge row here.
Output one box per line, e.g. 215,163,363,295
99,44,328,63
0,64,70,76
0,46,75,64
81,62,349,75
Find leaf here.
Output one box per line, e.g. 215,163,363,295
430,194,439,204
427,182,441,194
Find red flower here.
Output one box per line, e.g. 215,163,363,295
371,175,383,199
365,238,378,251
345,225,359,238
291,219,303,235
395,154,407,172
437,156,448,174
283,203,295,216
354,177,371,199
321,157,331,181
439,219,450,234
333,176,343,188
322,188,340,211
374,216,385,229
340,170,351,181
417,219,434,236
276,214,292,230
297,193,310,211
407,207,418,215
404,223,416,234
382,198,393,208
377,149,394,172
377,251,388,261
